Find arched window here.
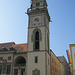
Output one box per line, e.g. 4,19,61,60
35,31,39,50
32,28,42,51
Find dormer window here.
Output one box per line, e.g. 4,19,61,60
36,3,40,7
1,47,8,51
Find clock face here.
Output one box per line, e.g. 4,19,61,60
33,16,41,26
34,18,39,22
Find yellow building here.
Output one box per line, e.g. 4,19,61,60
58,56,71,75
59,62,65,75
50,50,60,75
50,50,71,75
70,44,75,75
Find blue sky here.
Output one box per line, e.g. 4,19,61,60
0,0,75,61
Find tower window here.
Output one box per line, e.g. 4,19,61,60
35,31,39,50
35,56,38,63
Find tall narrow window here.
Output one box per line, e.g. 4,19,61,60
14,69,18,75
6,65,11,74
35,31,39,50
21,69,25,75
35,56,38,63
0,64,2,74
36,3,40,7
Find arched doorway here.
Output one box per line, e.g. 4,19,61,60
14,56,26,75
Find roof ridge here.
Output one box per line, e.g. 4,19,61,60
0,42,15,45
13,43,27,45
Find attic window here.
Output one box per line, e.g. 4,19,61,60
9,47,13,51
1,47,8,51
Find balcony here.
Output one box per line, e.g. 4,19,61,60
14,64,26,67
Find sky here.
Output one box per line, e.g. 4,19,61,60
0,0,75,62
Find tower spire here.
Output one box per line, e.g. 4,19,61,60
30,0,47,10
27,0,51,22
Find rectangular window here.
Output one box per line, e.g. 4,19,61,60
21,69,25,75
36,3,40,7
14,69,18,75
0,64,2,74
48,58,49,65
6,65,11,74
8,56,11,60
0,57,3,61
35,41,39,50
35,56,38,63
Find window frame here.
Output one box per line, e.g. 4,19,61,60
0,64,2,74
35,56,38,63
35,31,39,50
8,56,11,60
6,65,11,74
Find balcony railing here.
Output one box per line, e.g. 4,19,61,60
14,64,26,67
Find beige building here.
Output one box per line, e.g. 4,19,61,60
0,42,27,75
50,50,60,75
58,56,71,75
0,43,71,75
0,0,71,75
59,62,65,75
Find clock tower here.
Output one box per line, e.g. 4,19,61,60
26,0,51,75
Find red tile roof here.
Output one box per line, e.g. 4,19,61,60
0,42,27,52
0,42,15,50
12,43,27,52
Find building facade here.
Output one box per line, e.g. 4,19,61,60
58,56,71,75
59,62,65,75
70,44,75,75
0,42,27,75
50,50,60,75
0,0,71,75
0,43,71,75
26,0,51,75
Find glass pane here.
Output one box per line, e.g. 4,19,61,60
21,69,25,75
0,65,2,74
35,41,39,50
35,56,38,63
35,31,39,40
6,65,11,74
14,69,18,75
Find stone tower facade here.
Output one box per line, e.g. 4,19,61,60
26,0,51,75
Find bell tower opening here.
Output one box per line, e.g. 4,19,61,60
35,31,39,50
